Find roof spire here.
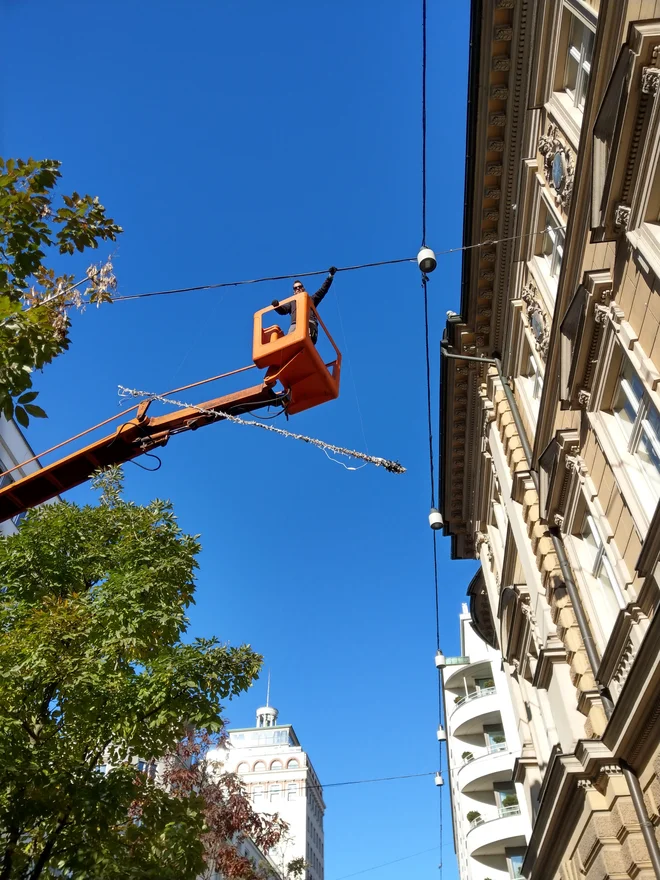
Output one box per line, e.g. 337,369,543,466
266,669,271,708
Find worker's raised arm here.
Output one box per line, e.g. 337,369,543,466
312,267,337,306
272,299,292,315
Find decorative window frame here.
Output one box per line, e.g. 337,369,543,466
539,427,633,653
589,21,660,269
584,306,660,538
560,474,631,652
559,269,613,407
526,187,566,311
535,0,598,149
509,293,548,433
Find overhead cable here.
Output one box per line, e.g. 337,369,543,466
331,846,440,880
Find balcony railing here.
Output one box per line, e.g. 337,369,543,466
445,656,470,666
461,742,508,766
468,805,521,830
453,686,496,708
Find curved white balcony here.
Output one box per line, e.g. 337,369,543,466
457,747,516,793
466,806,527,857
444,658,492,689
450,688,501,736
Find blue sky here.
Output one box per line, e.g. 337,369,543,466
2,2,475,879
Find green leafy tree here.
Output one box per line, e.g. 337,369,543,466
0,468,278,879
0,157,122,426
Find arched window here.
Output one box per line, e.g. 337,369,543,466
237,762,250,774
287,758,300,769
271,759,283,770
254,761,266,771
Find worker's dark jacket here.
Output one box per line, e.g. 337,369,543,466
274,275,333,343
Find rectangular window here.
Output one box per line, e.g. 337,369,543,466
563,12,594,111
578,513,624,636
507,853,525,878
540,210,565,282
288,783,298,801
270,785,281,802
612,360,660,502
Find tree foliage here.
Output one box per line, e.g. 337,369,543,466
0,469,279,879
162,732,288,880
0,157,122,425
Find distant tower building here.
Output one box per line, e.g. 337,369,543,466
225,700,325,880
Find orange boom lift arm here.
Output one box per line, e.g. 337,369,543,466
0,294,341,524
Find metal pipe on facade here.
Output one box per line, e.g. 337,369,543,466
622,762,660,879
440,346,660,878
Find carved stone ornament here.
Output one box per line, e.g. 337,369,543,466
553,514,565,529
495,0,515,7
481,251,496,264
594,304,609,325
521,281,550,360
480,269,495,281
483,209,499,222
489,112,507,127
577,389,591,408
486,163,503,176
642,66,660,95
480,289,494,299
494,25,513,41
614,204,631,230
485,187,501,200
490,86,509,101
492,55,511,71
488,139,505,152
482,231,498,243
538,123,575,212
577,779,595,791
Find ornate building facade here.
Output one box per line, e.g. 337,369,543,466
441,1,660,877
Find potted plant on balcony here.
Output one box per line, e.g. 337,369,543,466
454,695,463,704
501,794,519,808
461,751,474,762
492,734,506,744
466,811,481,823
482,678,495,688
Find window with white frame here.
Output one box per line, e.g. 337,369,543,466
577,512,625,640
287,782,298,801
253,786,264,802
539,208,565,284
612,358,660,504
269,784,281,802
562,12,594,111
517,336,545,429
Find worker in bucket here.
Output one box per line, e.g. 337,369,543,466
271,266,337,345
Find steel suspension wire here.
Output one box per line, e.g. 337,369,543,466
421,0,428,246
110,257,415,303
421,0,445,873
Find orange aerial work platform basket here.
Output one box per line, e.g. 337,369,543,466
252,292,342,415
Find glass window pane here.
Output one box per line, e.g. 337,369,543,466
565,53,578,96
638,419,660,492
580,515,601,571
509,854,525,878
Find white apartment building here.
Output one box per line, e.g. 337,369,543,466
223,704,325,880
0,414,48,535
441,603,531,880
